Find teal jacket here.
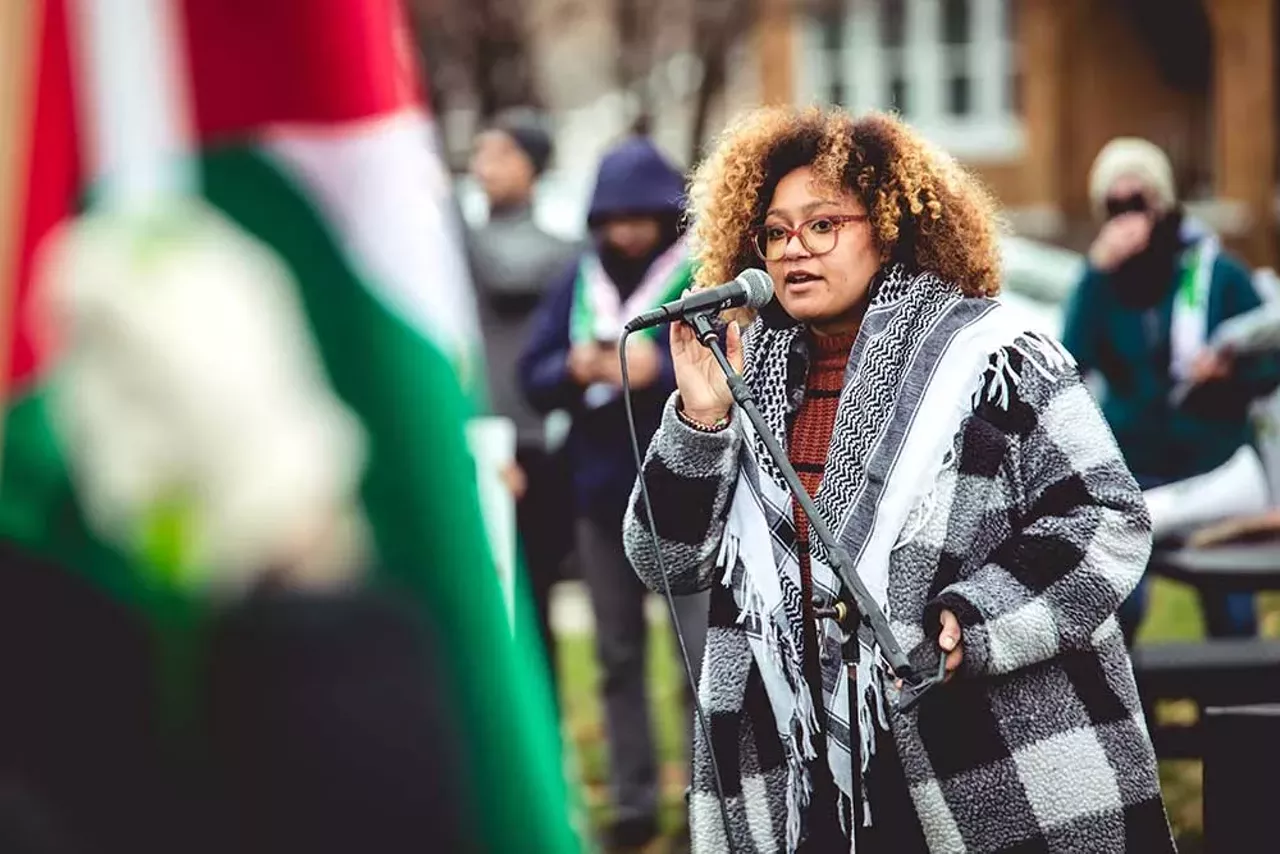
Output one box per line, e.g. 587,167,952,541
1063,246,1280,481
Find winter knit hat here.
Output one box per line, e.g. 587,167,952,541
491,112,554,176
1088,137,1176,219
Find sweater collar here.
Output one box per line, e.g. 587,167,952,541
810,327,859,360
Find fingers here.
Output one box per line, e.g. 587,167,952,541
1189,349,1231,385
939,609,963,681
1116,217,1152,251
1208,351,1232,380
945,646,964,676
670,317,692,356
1189,353,1213,384
1093,216,1151,270
1112,211,1150,236
938,609,960,649
726,320,744,374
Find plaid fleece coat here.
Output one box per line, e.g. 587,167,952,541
622,314,1175,853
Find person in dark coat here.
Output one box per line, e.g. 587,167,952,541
519,136,709,851
1063,137,1280,642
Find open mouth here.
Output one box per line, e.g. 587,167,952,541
784,270,822,285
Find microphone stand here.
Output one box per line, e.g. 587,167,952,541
684,311,946,827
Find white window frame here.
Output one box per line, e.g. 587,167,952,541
798,0,1024,162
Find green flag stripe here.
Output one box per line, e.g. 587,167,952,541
199,146,577,853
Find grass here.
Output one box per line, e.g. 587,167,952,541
557,583,1280,851
557,621,692,850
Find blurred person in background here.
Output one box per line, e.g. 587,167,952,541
467,111,578,692
1063,137,1280,644
519,137,707,851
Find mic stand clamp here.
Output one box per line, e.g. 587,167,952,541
684,310,948,719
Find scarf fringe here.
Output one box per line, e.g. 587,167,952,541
839,794,855,853
778,618,819,853
973,332,1077,412
795,666,820,759
893,484,938,552
716,529,739,582
786,681,818,853
856,654,889,781
721,528,825,854
785,751,811,854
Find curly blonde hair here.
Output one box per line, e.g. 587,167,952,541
686,106,1003,298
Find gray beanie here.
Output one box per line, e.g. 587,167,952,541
491,112,553,176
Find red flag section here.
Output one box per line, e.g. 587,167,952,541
182,0,423,141
11,0,78,391
10,0,425,391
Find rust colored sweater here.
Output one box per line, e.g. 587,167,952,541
788,328,857,704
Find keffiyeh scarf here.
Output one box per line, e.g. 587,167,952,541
715,265,1070,851
569,237,693,408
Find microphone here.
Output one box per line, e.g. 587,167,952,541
624,269,774,333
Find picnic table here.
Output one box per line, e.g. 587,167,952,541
1134,530,1280,759
1149,539,1280,593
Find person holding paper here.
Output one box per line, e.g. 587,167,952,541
1063,137,1280,642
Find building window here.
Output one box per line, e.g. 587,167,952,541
941,0,972,117
799,0,1024,161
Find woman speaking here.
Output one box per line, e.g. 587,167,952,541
622,107,1173,853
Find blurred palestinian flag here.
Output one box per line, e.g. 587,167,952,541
1,1,577,850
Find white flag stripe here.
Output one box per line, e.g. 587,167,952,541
70,0,197,211
264,109,481,362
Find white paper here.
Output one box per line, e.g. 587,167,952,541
467,416,518,629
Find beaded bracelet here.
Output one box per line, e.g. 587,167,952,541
677,406,731,433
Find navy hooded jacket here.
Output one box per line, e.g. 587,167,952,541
518,138,685,523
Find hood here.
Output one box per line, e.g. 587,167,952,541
587,137,686,226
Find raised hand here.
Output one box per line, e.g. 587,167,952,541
669,319,743,424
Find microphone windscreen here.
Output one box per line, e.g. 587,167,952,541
736,269,775,309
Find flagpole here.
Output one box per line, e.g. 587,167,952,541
0,0,40,464
68,0,196,211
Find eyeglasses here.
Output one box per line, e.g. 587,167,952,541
1104,193,1149,220
749,215,869,262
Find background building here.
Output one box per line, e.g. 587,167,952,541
760,0,1277,266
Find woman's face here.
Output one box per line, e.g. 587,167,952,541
600,215,662,259
763,166,880,335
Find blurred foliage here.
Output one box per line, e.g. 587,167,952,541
407,0,539,120
406,0,788,167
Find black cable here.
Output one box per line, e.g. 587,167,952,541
618,327,737,852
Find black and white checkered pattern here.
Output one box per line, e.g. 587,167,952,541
624,298,1175,852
